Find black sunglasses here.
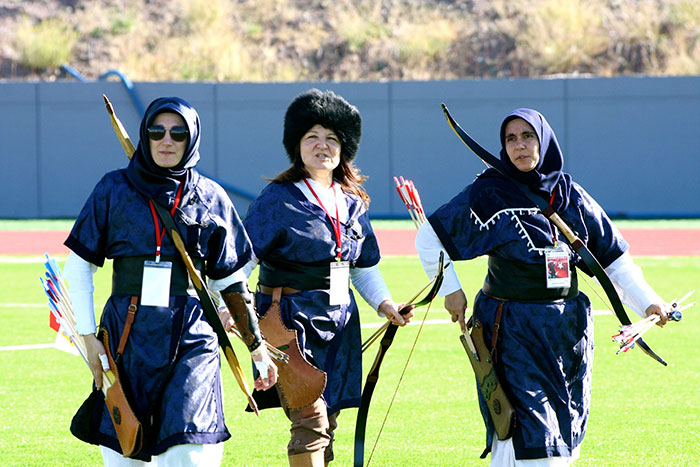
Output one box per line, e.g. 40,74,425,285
147,125,189,142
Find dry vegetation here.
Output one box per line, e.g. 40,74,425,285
1,0,699,82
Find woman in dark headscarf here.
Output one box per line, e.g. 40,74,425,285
416,108,671,465
63,97,276,466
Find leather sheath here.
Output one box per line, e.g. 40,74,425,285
461,319,516,440
258,287,326,410
102,330,144,457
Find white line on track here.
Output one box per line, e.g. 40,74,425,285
0,309,613,351
0,343,54,351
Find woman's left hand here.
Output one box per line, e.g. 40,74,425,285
379,300,414,326
644,303,672,327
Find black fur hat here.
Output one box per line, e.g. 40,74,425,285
283,89,362,163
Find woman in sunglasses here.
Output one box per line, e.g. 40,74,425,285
63,96,277,466
242,89,413,466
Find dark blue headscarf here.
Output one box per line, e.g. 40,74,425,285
126,97,201,208
498,108,572,211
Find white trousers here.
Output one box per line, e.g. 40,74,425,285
100,444,224,467
491,438,581,467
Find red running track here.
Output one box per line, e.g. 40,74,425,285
1,228,698,256
374,228,700,257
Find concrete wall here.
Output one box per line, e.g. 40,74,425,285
1,76,698,219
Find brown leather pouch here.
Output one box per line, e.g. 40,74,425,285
102,330,144,457
258,288,326,410
461,319,516,440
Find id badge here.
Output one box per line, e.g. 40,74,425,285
544,243,571,289
329,261,350,305
141,260,172,307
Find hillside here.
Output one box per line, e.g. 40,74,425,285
2,0,699,82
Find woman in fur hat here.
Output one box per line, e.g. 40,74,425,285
242,89,413,466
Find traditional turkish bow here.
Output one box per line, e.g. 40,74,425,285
353,252,445,467
440,103,667,366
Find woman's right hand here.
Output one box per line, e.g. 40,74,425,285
251,345,278,391
444,289,468,334
83,333,109,390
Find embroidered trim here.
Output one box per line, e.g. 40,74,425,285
470,207,547,255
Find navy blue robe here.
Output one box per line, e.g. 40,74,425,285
244,181,381,414
66,168,252,460
429,172,627,460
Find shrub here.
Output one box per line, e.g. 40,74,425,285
514,0,609,74
14,17,79,70
331,2,389,52
396,19,458,65
178,0,233,34
661,0,700,75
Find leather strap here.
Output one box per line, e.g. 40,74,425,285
258,284,302,298
116,296,138,360
491,301,504,362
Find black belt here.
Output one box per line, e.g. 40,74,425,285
258,258,331,291
111,255,202,297
482,255,578,302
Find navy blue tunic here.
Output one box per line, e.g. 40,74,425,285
429,172,627,460
66,168,252,459
244,181,381,414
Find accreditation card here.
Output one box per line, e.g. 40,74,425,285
141,260,172,307
329,261,350,305
544,243,571,289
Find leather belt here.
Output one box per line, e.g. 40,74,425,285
257,284,302,296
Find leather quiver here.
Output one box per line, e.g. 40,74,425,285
461,320,516,440
102,330,144,457
258,301,326,410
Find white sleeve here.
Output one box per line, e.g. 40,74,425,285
415,221,462,297
207,268,248,292
605,251,663,318
350,265,392,316
62,251,99,335
207,257,259,307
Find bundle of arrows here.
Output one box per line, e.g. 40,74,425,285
612,290,694,354
40,253,116,393
393,176,426,228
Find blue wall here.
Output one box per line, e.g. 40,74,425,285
1,76,699,219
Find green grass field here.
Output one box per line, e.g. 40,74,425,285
1,228,699,466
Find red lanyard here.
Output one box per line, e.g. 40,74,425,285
547,188,557,243
304,179,342,261
148,183,183,262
